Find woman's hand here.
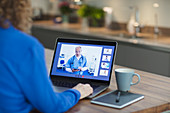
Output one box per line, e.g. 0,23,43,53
73,83,93,99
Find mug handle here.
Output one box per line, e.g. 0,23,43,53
130,73,141,86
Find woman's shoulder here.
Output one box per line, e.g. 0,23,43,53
0,27,44,60
16,29,43,49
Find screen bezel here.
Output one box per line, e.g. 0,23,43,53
50,38,117,85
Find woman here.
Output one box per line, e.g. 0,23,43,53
0,0,93,113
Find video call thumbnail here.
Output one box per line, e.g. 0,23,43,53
102,55,111,62
100,70,109,76
103,49,112,54
101,62,110,69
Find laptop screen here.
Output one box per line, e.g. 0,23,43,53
50,39,117,81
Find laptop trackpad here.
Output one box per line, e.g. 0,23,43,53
53,86,70,92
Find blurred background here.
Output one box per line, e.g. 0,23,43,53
30,0,170,77
31,0,170,32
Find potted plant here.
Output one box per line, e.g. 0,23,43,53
58,1,72,23
89,7,105,27
77,5,105,28
77,5,91,31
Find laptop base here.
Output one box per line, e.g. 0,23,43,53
53,85,108,98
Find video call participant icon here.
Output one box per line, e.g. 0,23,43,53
65,46,88,75
100,70,108,76
102,55,111,62
104,49,112,54
101,62,110,69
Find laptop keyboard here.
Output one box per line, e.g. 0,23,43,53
52,81,99,90
53,81,77,88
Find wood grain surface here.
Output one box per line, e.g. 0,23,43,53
45,49,170,113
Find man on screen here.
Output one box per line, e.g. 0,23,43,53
65,46,87,75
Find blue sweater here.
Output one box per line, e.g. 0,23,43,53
0,25,80,113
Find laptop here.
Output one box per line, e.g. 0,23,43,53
49,38,117,98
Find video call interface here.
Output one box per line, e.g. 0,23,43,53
51,42,115,81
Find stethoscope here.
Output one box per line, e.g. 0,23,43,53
71,55,83,65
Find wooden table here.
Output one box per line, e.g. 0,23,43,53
45,49,170,113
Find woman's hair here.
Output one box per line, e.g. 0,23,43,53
0,0,32,33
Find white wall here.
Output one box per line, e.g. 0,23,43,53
31,0,50,14
31,0,60,15
31,0,170,28
85,0,170,28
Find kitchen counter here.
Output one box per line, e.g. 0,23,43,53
33,20,170,53
31,20,170,77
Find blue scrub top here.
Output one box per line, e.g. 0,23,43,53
0,25,80,113
66,55,87,74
